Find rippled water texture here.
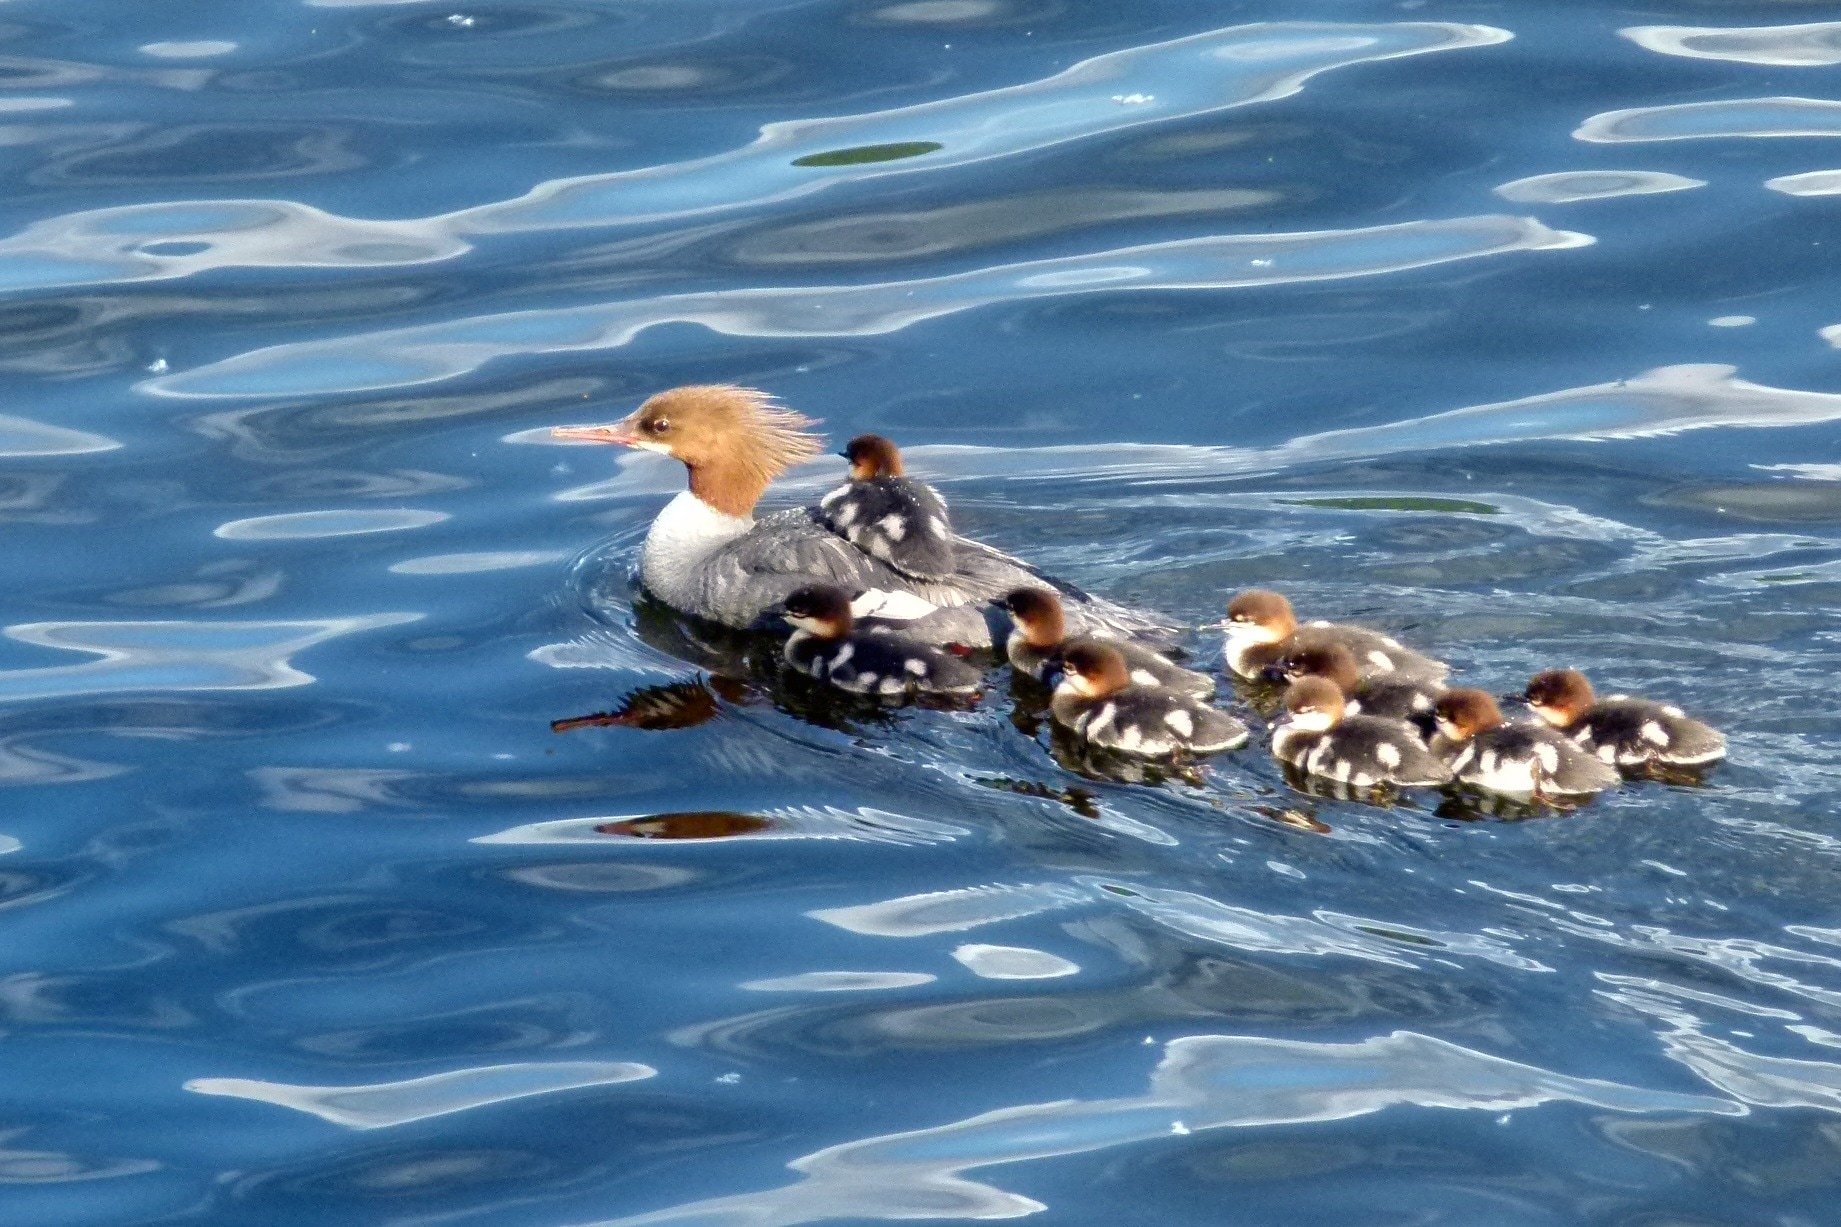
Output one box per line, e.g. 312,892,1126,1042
3,1,1841,1223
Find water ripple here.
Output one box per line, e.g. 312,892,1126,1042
1576,97,1841,143
592,1031,1736,1225
0,614,418,703
1767,169,1841,196
1621,22,1841,68
186,1060,656,1128
145,215,1587,398
0,20,1506,292
1493,170,1703,204
466,21,1510,234
213,508,448,540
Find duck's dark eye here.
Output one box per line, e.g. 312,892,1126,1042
648,417,670,433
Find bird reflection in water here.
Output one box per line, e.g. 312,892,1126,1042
595,812,775,840
551,677,742,733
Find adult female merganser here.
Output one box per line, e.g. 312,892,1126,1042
1270,677,1451,788
1002,588,1214,698
1521,669,1725,770
1431,688,1619,798
781,584,982,697
554,385,1161,646
816,434,955,581
1050,641,1247,757
1219,589,1448,684
1276,642,1441,727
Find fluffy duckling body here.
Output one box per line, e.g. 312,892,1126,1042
1050,641,1247,757
1271,677,1451,788
1221,589,1447,684
1003,588,1214,699
1276,642,1441,727
1432,688,1619,798
781,584,982,697
1523,669,1725,770
816,434,956,580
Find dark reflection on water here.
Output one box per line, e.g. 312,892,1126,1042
3,0,1841,1224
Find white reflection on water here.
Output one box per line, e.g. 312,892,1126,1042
0,613,418,703
1621,22,1841,68
951,944,1080,979
1576,97,1841,142
1493,170,1703,204
0,415,119,457
0,199,469,293
213,508,448,540
186,1060,655,1128
811,883,1092,937
590,1031,1737,1226
1767,170,1841,196
146,215,1587,398
1603,984,1841,1113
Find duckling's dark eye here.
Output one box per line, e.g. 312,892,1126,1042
648,417,670,433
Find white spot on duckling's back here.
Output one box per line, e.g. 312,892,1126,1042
878,514,907,542
1164,709,1193,738
1641,721,1670,746
1367,650,1395,672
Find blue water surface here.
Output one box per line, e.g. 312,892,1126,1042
2,0,1841,1223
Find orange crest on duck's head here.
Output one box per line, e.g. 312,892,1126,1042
556,385,825,517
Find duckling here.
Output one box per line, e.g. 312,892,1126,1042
1432,688,1619,798
1051,640,1247,758
781,584,981,697
1276,641,1441,728
816,434,955,580
1522,669,1725,770
1271,677,1452,788
1002,588,1214,698
1220,588,1447,683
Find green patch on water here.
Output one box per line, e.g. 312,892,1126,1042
794,141,943,166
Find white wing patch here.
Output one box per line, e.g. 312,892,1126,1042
1375,742,1401,769
1535,742,1560,773
1641,721,1670,746
904,657,929,676
878,514,908,542
1086,704,1118,740
1131,669,1160,687
833,502,858,526
851,589,938,622
1367,650,1395,673
1163,709,1194,738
